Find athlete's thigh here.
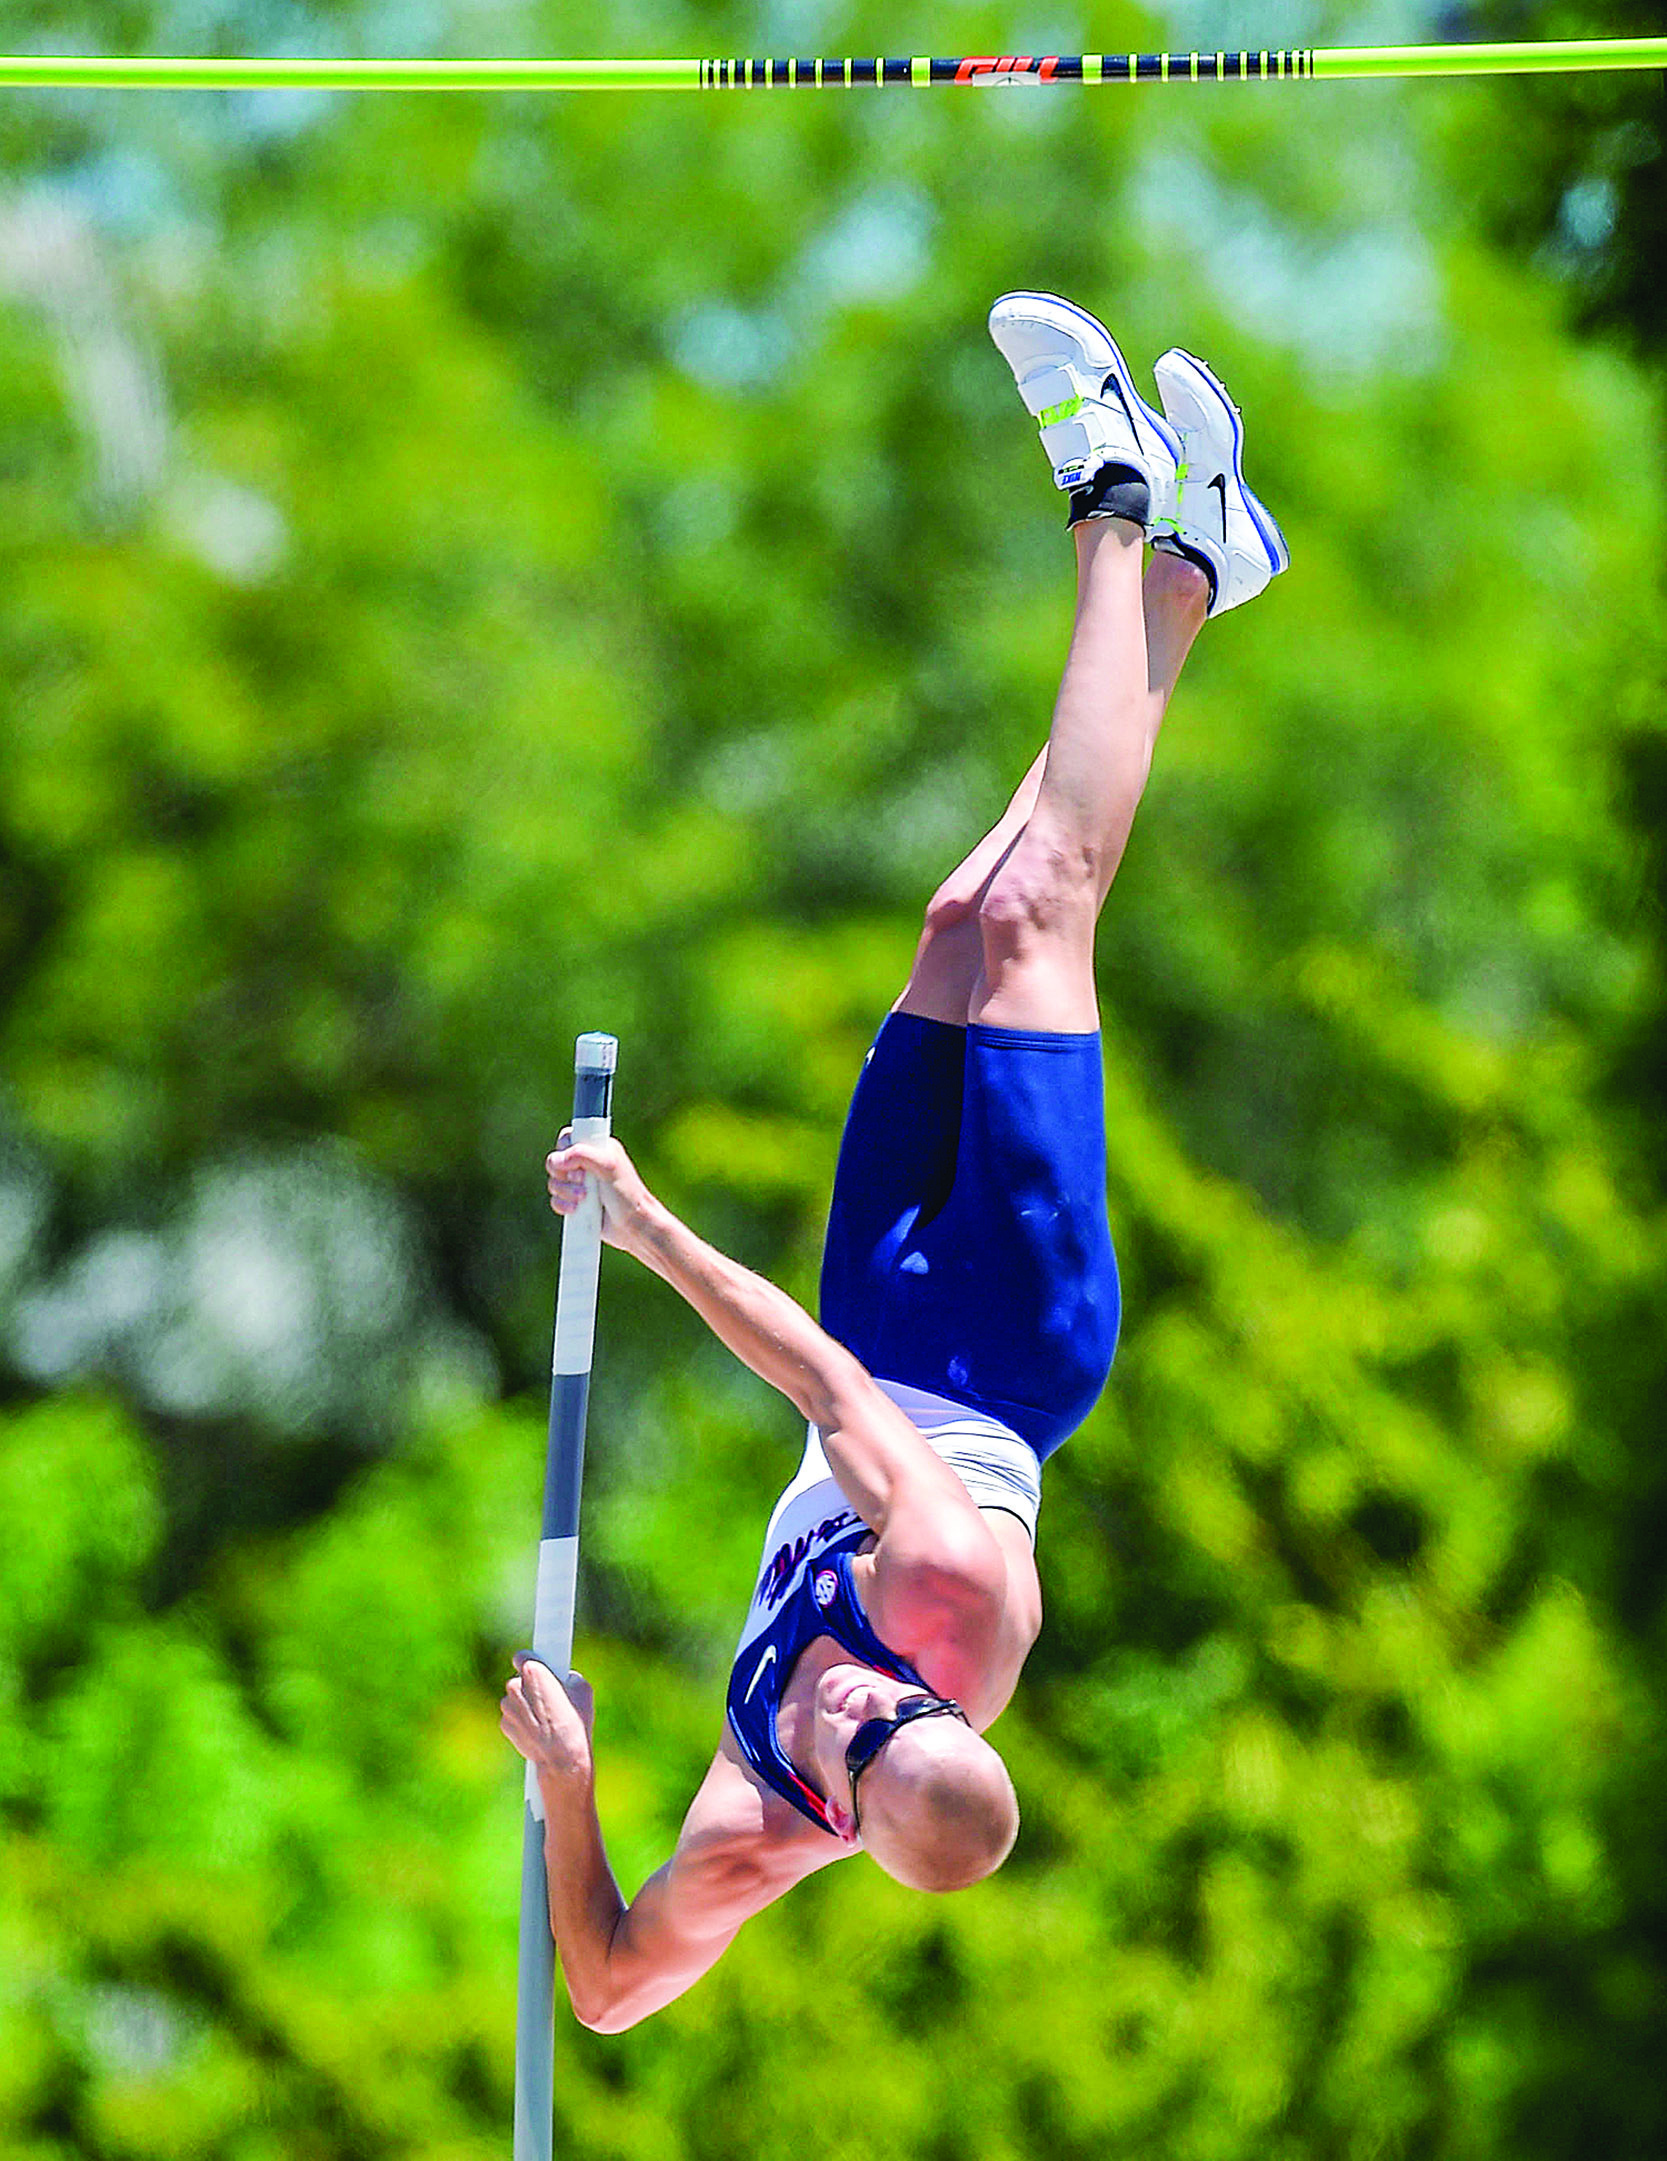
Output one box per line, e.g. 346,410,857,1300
902,1022,1118,1454
819,1012,967,1358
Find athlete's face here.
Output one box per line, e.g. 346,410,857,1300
808,1662,920,1841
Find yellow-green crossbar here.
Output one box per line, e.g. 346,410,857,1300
0,39,1662,91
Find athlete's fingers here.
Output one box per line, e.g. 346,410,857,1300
501,1655,595,1775
545,1147,615,1230
545,1148,590,1215
512,1650,566,1697
564,1670,596,1732
546,1143,603,1175
512,1654,594,1725
538,1137,649,1254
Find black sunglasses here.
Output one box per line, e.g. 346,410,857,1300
845,1693,969,1831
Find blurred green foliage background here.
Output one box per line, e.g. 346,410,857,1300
2,0,1664,2154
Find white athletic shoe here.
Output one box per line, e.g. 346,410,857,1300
988,291,1181,529
1149,349,1289,616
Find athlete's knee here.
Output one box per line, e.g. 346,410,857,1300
922,879,978,943
977,834,1097,959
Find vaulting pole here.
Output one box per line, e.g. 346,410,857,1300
0,37,1664,91
515,1031,617,2161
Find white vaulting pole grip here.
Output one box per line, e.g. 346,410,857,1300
515,1031,617,2161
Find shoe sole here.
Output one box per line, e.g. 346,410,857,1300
1159,348,1289,574
992,290,1184,472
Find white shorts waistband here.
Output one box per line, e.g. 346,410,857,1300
873,1379,1042,1545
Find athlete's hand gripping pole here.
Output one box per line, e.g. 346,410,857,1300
515,1031,617,2161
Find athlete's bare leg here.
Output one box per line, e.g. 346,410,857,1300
896,536,1208,1027
892,748,1044,1026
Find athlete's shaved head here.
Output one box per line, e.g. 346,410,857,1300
854,1718,1019,1891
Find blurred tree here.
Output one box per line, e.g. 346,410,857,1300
2,1,1666,2156
1461,0,1667,350
1435,3,1667,2150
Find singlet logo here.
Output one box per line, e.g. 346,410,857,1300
814,1569,838,1609
744,1644,778,1702
757,1510,860,1609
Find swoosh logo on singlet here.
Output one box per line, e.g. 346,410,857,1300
744,1645,778,1702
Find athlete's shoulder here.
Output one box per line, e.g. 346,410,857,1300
863,1511,1012,1718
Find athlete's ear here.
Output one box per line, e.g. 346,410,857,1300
826,1798,859,1844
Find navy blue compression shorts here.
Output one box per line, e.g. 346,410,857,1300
818,1013,1120,1461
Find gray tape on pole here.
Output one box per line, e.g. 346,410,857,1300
515,1808,555,2156
533,1535,580,1669
551,1202,603,1376
575,1030,618,1074
521,1532,579,1823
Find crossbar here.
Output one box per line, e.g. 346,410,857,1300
0,38,1663,91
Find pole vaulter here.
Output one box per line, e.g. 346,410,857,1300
494,289,1298,2034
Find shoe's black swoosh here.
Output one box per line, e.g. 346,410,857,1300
1208,472,1229,541
1099,369,1136,428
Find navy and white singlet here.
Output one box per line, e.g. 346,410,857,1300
725,1397,1044,1836
725,1513,928,1837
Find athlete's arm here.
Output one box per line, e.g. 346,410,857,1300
501,1660,810,2032
545,1136,1005,1576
